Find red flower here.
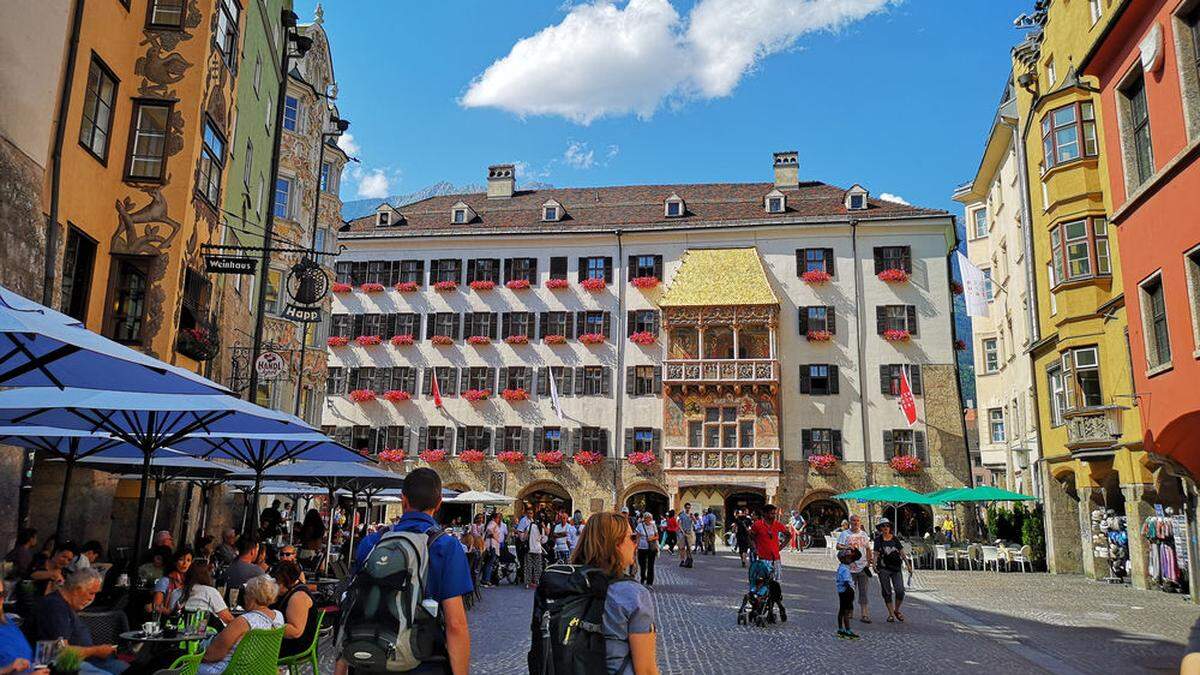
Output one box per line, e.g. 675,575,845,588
627,451,657,467
801,270,832,284
383,390,411,402
535,450,564,466
543,334,567,345
430,335,454,346
378,449,406,463
332,282,353,293
878,268,909,283
463,388,491,402
630,276,660,289
580,277,607,292
390,334,415,346
574,451,604,467
497,450,527,464
629,331,656,345
433,280,459,291
504,334,529,345
501,388,528,402
883,329,911,342
544,278,570,290
954,338,967,351
355,335,382,347
466,335,491,345
458,449,486,463
807,454,839,473
394,281,419,292
419,449,448,463
327,336,350,347
349,389,376,403
578,332,606,345
890,455,923,475
950,280,964,295
469,280,496,291
360,282,385,293
505,279,531,290
806,330,832,342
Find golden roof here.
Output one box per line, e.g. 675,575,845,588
659,248,778,307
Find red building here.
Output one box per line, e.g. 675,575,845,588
1082,0,1200,480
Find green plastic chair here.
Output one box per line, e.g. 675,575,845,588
223,626,284,675
277,610,326,675
162,652,203,675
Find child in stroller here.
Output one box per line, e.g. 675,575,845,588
737,559,785,627
493,543,519,585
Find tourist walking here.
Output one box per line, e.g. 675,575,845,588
482,511,503,587
635,512,659,587
678,504,696,568
526,513,548,589
552,511,577,564
702,509,717,555
515,508,531,584
664,510,679,555
835,548,861,640
790,511,807,551
750,505,788,584
836,514,873,623
733,510,753,567
873,518,909,623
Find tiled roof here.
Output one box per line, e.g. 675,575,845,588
659,248,778,307
342,181,947,237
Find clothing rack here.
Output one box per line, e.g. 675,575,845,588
1142,514,1188,594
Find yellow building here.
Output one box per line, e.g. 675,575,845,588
1012,0,1171,589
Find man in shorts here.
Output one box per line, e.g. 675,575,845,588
677,503,696,568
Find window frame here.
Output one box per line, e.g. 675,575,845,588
124,99,173,183
274,176,293,219
146,0,186,29
212,0,240,71
1121,70,1155,187
1047,364,1067,427
1049,217,1110,286
1139,272,1172,370
107,255,151,344
283,95,301,133
78,54,119,164
1040,101,1098,169
970,207,988,239
196,116,226,206
988,408,1006,443
982,337,999,373
59,225,97,322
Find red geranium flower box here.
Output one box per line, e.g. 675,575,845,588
806,330,833,342
883,329,912,342
469,280,495,291
360,282,385,293
629,331,656,345
505,279,531,290
349,389,376,403
544,278,570,290
394,281,419,292
430,335,454,346
891,455,923,475
463,388,491,402
390,334,415,346
497,450,527,464
383,390,411,402
332,282,353,293
466,335,491,346
327,336,350,347
578,332,606,345
501,388,528,402
355,335,382,347
543,334,567,345
504,334,529,345
574,451,604,467
433,280,459,291
878,268,909,283
801,270,832,285
378,449,406,463
536,450,564,466
458,449,486,463
808,454,839,473
580,278,606,292
630,276,660,289
627,451,657,467
419,449,448,463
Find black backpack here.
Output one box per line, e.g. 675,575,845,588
528,564,627,675
337,527,448,672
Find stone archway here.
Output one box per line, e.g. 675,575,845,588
798,492,847,543
518,480,573,518
438,482,473,526
623,483,670,520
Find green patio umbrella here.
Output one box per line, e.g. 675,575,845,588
833,486,939,536
931,486,1037,503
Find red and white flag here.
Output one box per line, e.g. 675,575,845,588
431,369,443,408
898,366,918,427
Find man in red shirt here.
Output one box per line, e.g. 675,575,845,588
750,504,788,582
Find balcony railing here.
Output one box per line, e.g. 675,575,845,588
663,359,778,384
1064,405,1124,452
664,447,781,472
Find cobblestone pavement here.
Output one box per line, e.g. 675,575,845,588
319,546,1199,674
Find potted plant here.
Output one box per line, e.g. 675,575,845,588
52,647,83,675
574,451,604,467
807,453,839,474
536,450,564,466
630,276,660,289
580,277,606,292
458,449,486,463
505,279,531,290
629,331,656,345
469,280,496,291
883,329,912,342
504,334,529,345
395,281,419,292
360,282,385,293
544,278,570,290
383,390,411,402
433,280,459,291
806,330,833,342
578,332,606,345
349,389,377,403
390,334,415,346
627,451,657,467
877,268,909,283
497,450,527,465
463,388,491,402
801,269,832,285
355,335,382,347
176,326,219,361
543,334,567,345
430,335,454,346
419,449,448,463
466,335,491,346
327,335,350,347
890,455,922,475
501,388,529,402
332,282,353,293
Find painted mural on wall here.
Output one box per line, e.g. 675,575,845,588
663,389,779,447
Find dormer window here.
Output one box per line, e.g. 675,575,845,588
764,189,786,214
453,209,467,224
450,201,476,225
378,212,390,226
844,184,869,211
541,199,563,222
664,193,685,218
849,195,865,209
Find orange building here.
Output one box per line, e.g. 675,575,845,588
1081,2,1200,487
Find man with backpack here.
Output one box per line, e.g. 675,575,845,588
337,468,472,674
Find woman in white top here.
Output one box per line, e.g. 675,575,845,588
179,561,234,625
525,513,548,589
199,575,284,674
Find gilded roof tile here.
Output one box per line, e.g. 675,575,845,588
659,248,778,307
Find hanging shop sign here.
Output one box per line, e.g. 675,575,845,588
205,255,258,275
255,351,288,382
282,258,328,323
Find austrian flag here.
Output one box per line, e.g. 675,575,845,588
431,368,443,408
898,366,918,427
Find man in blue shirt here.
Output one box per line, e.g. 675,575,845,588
702,509,718,555
340,468,472,674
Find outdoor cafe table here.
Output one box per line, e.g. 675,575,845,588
119,628,215,646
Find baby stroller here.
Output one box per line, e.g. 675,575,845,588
737,559,785,627
494,543,519,585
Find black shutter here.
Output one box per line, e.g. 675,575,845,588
503,258,513,283
533,428,544,453
653,255,663,280
827,306,836,335
651,429,661,452
539,312,547,339
459,368,469,393
883,430,895,460
652,367,662,394
601,367,612,397
651,311,660,336
529,259,538,282
493,427,504,454
832,430,843,458
571,429,582,453
454,259,463,285
577,258,586,282
873,247,884,275
455,427,465,455
525,313,536,339
907,306,918,336
422,368,432,395
602,312,611,339
429,259,440,283
795,249,804,277
829,365,839,394
626,367,636,395
562,367,573,396
910,365,923,395
603,257,613,284
567,312,576,339
452,313,461,339
627,311,635,337
627,256,636,281
498,367,509,392
576,311,587,337
489,312,498,339
915,431,928,464
352,314,365,336
600,429,610,455
521,427,531,454
482,428,492,454
502,313,512,338
798,307,808,335
538,367,548,395
466,258,477,283
801,429,811,456
824,248,835,277
799,366,811,394
881,365,891,395
902,247,912,274
415,260,425,286
445,368,458,396
625,429,635,454
876,306,886,335
574,367,585,395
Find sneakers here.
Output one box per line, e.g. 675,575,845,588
836,629,851,639
846,630,860,639
778,606,787,623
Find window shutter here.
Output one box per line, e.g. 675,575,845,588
799,366,811,394
832,430,843,458
532,428,544,453
600,429,610,455
625,429,635,454
537,367,548,395
414,260,424,286
795,249,804,276
883,430,895,459
455,427,465,454
503,258,513,283
652,428,661,453
352,314,365,336
452,313,461,339
915,431,928,464
459,368,468,393
800,429,811,455
521,427,532,454
571,429,582,453
603,257,613,283
454,260,463,285
876,306,886,335
627,256,636,281
502,313,512,338
498,368,509,392
574,367,585,395
562,367,573,396
653,367,662,394
880,365,891,395
422,368,432,395
577,259,586,282
567,312,576,339
405,368,417,395
489,312,498,339
538,312,547,339
824,249,835,277
627,311,635,337
417,426,428,454
907,306,918,336
798,307,808,335
601,368,612,396
829,365,839,394
576,311,587,336
653,256,663,280
626,367,636,395
651,311,660,336
827,306,836,335
493,427,503,454
602,312,611,339
910,365,923,395
482,428,492,454
529,259,538,281
466,259,477,283
873,247,884,274
525,314,536,339
902,247,912,274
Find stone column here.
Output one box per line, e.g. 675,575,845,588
1122,483,1157,590
1042,462,1083,574
1076,486,1112,580
1187,490,1200,605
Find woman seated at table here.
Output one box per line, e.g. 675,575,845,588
151,547,192,615
198,575,283,675
178,561,234,626
271,561,316,659
30,542,75,596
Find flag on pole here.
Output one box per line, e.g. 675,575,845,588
956,251,990,318
431,369,443,408
898,366,918,427
548,368,564,422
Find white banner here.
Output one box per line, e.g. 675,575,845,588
548,368,564,422
957,251,990,318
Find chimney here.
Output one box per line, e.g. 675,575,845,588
773,151,798,189
487,164,515,199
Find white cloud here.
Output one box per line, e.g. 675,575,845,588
879,192,909,205
357,170,391,198
337,132,360,156
563,141,596,169
514,160,552,182
606,144,620,159
461,0,895,124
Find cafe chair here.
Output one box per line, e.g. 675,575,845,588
933,544,950,570
80,608,130,646
1010,545,1033,573
224,626,284,675
156,652,203,675
981,545,1001,572
277,610,325,675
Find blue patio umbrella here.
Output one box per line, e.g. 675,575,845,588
0,284,228,394
0,387,316,572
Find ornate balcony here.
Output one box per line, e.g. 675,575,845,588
1064,405,1124,456
663,359,778,384
664,447,781,472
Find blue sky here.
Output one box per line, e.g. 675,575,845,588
299,0,1028,218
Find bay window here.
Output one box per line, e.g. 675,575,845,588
1049,217,1109,286
1041,101,1097,169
